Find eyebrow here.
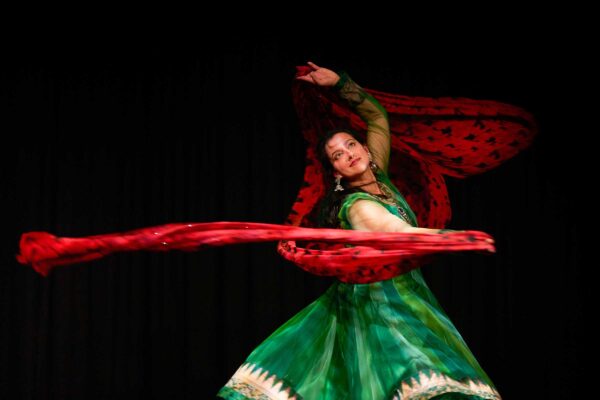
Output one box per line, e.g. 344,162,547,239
330,139,354,158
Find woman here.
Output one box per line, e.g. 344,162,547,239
216,63,501,399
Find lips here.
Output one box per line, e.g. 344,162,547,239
350,157,361,166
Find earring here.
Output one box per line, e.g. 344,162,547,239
368,153,378,171
334,175,344,191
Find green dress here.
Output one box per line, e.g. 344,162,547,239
217,168,501,399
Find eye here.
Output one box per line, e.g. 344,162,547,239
349,142,355,147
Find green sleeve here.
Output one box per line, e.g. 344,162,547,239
338,192,381,230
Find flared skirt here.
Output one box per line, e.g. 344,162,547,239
217,269,501,399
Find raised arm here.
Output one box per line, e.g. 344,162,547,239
334,72,391,174
297,62,391,174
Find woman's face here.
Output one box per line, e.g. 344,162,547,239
325,132,371,179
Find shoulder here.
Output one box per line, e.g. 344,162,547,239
347,198,390,221
337,192,389,229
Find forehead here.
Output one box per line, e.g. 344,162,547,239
325,132,355,153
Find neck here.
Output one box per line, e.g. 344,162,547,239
346,169,382,195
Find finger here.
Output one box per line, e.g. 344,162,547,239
307,61,320,70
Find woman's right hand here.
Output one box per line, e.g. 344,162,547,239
296,61,340,87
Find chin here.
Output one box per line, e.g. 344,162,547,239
344,162,368,177
356,160,370,172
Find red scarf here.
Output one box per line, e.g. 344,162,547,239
16,67,537,283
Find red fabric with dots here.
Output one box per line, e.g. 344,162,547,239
16,67,537,283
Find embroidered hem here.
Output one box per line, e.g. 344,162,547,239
218,362,502,400
218,363,299,400
392,369,502,399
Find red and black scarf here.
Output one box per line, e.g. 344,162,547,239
16,66,537,283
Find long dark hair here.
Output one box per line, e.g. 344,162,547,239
315,128,379,228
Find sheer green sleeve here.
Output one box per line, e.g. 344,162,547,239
338,192,380,230
334,71,391,174
338,192,411,234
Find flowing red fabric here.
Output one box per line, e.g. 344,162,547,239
16,222,494,281
15,67,537,283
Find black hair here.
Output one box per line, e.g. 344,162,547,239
314,128,379,228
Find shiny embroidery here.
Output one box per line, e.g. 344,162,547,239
371,180,411,223
393,369,502,400
220,362,299,400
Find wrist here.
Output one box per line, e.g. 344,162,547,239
333,71,349,90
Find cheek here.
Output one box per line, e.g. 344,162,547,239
335,160,348,169
331,162,345,175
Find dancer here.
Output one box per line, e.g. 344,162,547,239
18,61,537,399
215,62,503,399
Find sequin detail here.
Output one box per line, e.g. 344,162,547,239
371,181,410,223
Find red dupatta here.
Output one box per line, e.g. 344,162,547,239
15,67,537,283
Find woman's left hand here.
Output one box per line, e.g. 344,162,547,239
296,61,340,87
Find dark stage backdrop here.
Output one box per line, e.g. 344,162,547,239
1,37,585,399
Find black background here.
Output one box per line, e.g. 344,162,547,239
1,33,587,399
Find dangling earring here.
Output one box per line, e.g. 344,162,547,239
334,175,344,191
368,153,378,171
